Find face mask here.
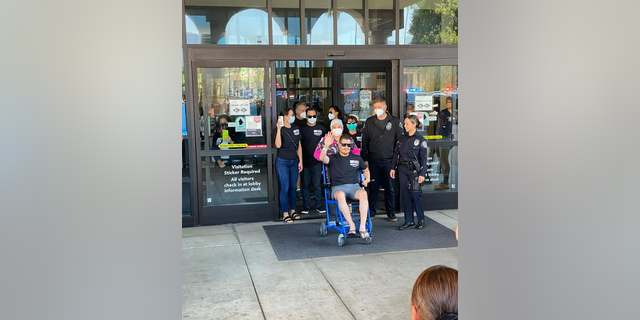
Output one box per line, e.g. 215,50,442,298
308,117,317,125
375,109,385,117
347,124,357,131
288,116,295,124
328,113,335,120
299,111,306,119
332,128,343,136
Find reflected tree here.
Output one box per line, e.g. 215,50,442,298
409,0,458,44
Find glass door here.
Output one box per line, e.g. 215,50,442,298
191,60,275,225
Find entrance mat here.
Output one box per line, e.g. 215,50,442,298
263,217,457,261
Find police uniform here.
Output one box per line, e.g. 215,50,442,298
391,133,428,228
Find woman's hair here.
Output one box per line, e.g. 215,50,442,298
406,114,422,129
346,115,358,124
279,107,293,117
329,105,342,120
411,265,458,320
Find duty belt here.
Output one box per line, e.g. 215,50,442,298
400,161,415,170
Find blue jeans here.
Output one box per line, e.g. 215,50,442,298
276,157,299,213
302,164,324,210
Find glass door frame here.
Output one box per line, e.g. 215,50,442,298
400,58,458,210
190,59,276,225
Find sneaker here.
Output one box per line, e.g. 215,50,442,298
336,220,342,227
317,208,326,214
301,208,310,214
387,213,398,222
434,183,450,190
328,221,336,227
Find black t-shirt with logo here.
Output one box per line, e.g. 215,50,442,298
299,124,327,167
277,125,302,160
327,153,367,186
347,130,362,149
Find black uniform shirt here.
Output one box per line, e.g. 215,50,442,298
391,133,429,177
299,124,326,167
347,130,362,149
438,108,452,137
294,117,307,129
326,153,367,187
361,113,404,163
276,125,301,160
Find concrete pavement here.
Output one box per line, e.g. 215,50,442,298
182,210,458,320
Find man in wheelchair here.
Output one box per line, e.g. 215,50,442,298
319,133,371,239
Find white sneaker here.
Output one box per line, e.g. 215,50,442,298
328,221,336,227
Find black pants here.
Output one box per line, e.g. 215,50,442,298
367,161,396,216
398,166,425,223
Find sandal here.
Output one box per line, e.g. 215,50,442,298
283,215,294,224
346,229,358,238
359,229,370,239
290,212,301,220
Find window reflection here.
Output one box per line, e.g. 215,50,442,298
403,66,458,141
272,0,301,45
185,2,269,45
198,67,267,150
399,0,458,45
306,0,334,45
369,0,395,45
337,0,364,45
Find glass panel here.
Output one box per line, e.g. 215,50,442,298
310,60,332,87
202,154,269,206
369,0,395,45
399,0,458,45
273,0,301,45
337,0,365,45
185,0,269,45
423,145,457,193
306,0,334,45
402,65,458,141
340,72,387,123
197,67,268,150
311,89,332,115
182,55,191,217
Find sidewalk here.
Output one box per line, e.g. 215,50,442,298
182,210,458,320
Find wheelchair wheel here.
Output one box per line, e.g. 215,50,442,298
365,236,372,245
337,234,345,246
320,221,327,237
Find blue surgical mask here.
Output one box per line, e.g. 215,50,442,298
347,123,357,131
308,117,317,125
288,116,295,124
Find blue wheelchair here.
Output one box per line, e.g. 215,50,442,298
319,165,373,246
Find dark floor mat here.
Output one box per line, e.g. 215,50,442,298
263,217,457,261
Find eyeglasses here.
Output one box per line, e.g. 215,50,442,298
347,122,356,125
307,115,317,118
340,143,351,147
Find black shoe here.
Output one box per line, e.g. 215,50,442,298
387,213,397,222
398,222,415,230
415,221,426,230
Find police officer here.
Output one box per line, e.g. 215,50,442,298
390,115,428,230
361,97,403,221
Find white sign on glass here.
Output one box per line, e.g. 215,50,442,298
230,100,251,116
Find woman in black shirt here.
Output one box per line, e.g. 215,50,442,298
275,108,303,223
345,115,362,149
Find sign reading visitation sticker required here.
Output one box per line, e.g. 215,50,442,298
230,99,251,116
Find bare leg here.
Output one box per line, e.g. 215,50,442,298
356,189,369,230
334,191,356,232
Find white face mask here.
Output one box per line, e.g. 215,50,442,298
328,113,335,120
299,111,306,119
375,109,385,117
332,128,343,137
308,117,317,125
